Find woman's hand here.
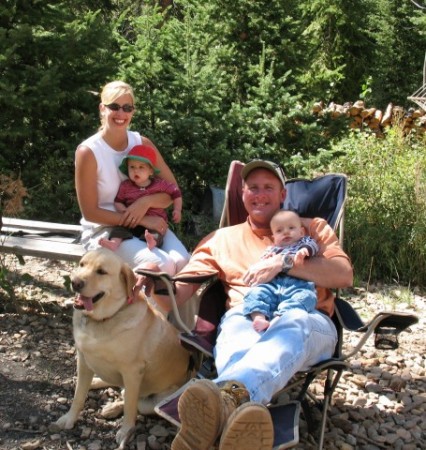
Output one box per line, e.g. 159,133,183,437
140,215,168,235
243,253,282,286
120,193,172,229
120,196,150,227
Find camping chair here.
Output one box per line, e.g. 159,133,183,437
136,160,418,450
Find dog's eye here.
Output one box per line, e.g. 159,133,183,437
96,268,108,275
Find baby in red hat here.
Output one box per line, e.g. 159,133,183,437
99,145,182,251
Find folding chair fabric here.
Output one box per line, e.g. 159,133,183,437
219,160,246,227
284,174,347,230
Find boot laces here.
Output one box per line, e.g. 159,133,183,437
218,380,250,407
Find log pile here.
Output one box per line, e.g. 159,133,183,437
312,100,426,135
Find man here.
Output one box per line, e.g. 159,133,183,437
144,160,353,450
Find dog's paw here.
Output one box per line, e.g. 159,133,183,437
116,423,135,448
51,412,77,431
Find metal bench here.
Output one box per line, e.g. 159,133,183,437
0,217,84,262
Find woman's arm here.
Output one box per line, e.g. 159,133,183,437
75,146,123,225
143,137,178,185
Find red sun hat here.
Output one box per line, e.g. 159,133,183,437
119,145,160,176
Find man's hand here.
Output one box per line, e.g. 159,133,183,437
243,254,282,286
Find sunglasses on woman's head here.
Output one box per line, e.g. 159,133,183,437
104,103,135,113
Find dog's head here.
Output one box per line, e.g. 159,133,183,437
72,248,136,320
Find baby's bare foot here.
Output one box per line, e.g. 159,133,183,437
144,230,158,251
99,238,120,252
253,317,270,332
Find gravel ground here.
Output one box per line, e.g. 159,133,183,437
0,256,425,450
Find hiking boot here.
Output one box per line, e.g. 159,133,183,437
219,402,274,450
171,379,250,450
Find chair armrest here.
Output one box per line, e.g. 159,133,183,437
180,332,214,357
334,297,419,358
334,297,365,331
134,269,216,288
134,269,217,334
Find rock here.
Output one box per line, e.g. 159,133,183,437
101,401,124,419
21,440,43,450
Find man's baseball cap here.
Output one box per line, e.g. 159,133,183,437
119,145,160,176
241,160,286,187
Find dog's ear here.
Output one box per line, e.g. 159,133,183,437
121,262,137,300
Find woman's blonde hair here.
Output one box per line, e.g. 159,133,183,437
99,80,135,130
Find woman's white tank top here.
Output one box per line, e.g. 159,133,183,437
78,130,142,228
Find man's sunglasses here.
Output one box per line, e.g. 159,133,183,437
104,103,135,113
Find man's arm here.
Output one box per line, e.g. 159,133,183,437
245,218,353,289
244,252,352,289
288,255,353,288
293,217,353,288
149,232,220,310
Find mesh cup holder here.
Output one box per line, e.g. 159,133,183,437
374,327,399,350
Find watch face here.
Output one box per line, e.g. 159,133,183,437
282,254,294,269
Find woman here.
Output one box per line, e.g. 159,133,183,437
75,80,190,275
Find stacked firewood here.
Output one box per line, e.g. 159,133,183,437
312,100,426,135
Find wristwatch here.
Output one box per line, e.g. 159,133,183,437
281,254,294,274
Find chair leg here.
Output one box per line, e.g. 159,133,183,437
296,372,317,435
316,368,344,450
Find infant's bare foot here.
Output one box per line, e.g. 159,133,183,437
99,238,120,252
253,317,270,332
144,230,158,251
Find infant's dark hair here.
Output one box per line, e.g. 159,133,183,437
271,209,301,223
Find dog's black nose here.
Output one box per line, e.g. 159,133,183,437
72,277,84,292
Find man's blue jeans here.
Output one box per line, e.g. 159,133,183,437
214,304,337,404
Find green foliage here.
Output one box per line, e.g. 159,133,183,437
324,130,426,286
0,1,118,223
0,254,24,312
1,0,425,288
114,1,344,211
113,2,232,211
366,0,426,108
0,263,16,307
298,0,373,102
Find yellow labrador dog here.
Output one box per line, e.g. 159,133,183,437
54,248,191,448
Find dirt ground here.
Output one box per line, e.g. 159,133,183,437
0,256,425,450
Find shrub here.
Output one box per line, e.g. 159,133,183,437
323,129,426,286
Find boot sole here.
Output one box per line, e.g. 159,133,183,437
172,379,222,450
219,402,274,450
